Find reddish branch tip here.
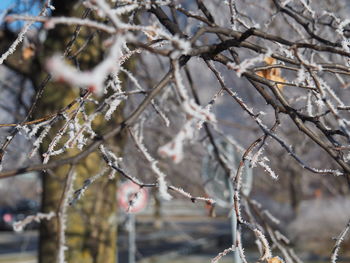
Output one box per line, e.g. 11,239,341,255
87,85,97,93
44,20,55,30
4,16,14,23
158,149,166,156
57,76,66,83
171,154,178,162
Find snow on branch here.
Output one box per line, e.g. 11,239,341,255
158,120,196,163
46,35,125,96
128,128,172,200
331,219,350,263
228,50,272,77
0,0,53,65
211,245,235,263
100,143,214,207
2,1,350,262
255,118,344,176
257,156,279,180
69,167,110,205
13,211,55,232
57,166,76,263
157,60,216,163
168,185,215,205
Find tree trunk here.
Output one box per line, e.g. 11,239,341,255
39,158,119,263
34,1,122,262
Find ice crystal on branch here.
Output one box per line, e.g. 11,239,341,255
1,0,350,262
47,36,125,96
13,212,55,232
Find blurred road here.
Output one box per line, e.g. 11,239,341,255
118,218,233,262
0,218,232,262
1,221,348,263
0,231,37,262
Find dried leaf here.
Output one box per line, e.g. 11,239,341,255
22,45,35,60
268,256,284,263
256,57,285,90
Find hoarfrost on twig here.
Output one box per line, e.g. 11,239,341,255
13,211,55,232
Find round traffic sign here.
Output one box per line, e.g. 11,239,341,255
118,181,148,213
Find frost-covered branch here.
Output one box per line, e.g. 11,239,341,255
0,0,53,65
13,211,55,232
331,219,350,263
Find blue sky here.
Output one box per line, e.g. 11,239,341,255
0,0,40,10
0,0,41,30
0,0,17,9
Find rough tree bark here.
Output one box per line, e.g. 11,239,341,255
37,1,122,262
0,0,122,262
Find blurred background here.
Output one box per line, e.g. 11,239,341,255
0,0,350,262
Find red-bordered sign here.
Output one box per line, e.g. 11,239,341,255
118,181,148,213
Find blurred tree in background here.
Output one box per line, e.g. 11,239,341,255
0,1,123,262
